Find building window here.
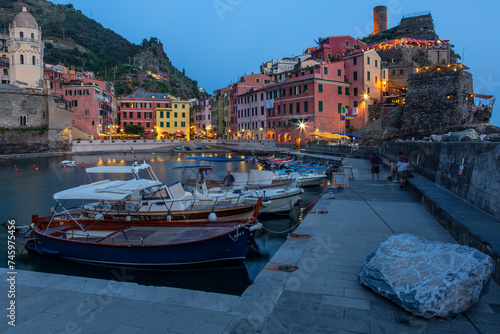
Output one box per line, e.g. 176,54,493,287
353,71,358,81
260,93,264,100
174,104,177,108
160,122,164,127
289,103,293,114
160,111,164,118
146,122,150,128
327,53,331,60
157,103,160,107
324,67,328,75
182,104,185,109
92,121,95,126
375,59,378,68
367,87,371,94
296,102,300,113
353,57,357,65
166,122,170,127
261,106,264,115
174,121,178,127
167,112,170,118
345,40,349,47
129,112,133,118
318,101,323,112
20,55,24,64
283,104,286,114
304,84,308,93
19,31,24,38
277,105,281,114
338,103,343,113
338,86,342,95
375,76,378,83
174,112,178,118
304,101,308,113
345,87,350,95
354,87,358,96
85,110,90,115
137,112,141,119
354,101,358,108
400,69,404,75
318,84,323,92
32,56,36,65
181,122,186,127
19,115,27,126
337,69,341,77
367,71,371,81
367,57,370,65
393,69,396,75
136,103,143,108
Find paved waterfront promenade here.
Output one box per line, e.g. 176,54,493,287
2,158,500,333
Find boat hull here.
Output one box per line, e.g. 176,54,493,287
31,221,256,266
250,189,302,214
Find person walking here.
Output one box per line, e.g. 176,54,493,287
370,152,382,181
396,152,410,189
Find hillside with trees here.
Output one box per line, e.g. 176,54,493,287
0,0,207,99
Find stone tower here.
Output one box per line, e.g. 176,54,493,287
373,6,388,35
7,6,44,89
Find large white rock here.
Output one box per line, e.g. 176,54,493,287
358,233,495,318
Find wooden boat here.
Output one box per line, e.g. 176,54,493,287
181,168,303,214
29,198,262,266
78,163,258,222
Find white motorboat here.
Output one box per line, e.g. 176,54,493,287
182,168,303,214
60,160,77,167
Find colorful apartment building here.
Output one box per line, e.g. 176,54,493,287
310,36,366,62
235,88,267,140
212,74,271,138
192,98,211,135
119,93,165,139
155,96,190,140
230,51,382,148
63,78,117,140
343,49,383,128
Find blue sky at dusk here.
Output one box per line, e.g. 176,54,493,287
56,0,500,126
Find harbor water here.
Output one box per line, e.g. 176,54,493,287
0,151,325,295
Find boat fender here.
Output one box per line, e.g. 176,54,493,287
248,222,263,232
208,212,217,221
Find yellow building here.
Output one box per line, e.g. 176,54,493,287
155,96,190,140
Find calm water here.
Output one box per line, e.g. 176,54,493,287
0,151,325,295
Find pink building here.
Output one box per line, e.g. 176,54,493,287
236,88,267,140
310,36,366,62
192,98,211,134
344,49,383,128
63,78,117,139
264,62,351,148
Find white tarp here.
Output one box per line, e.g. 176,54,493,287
86,163,152,174
54,179,162,201
248,170,275,185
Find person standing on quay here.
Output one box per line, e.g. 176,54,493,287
370,152,382,181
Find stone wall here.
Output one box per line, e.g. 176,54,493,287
381,142,500,220
393,14,437,41
403,69,473,135
0,90,71,154
0,89,47,128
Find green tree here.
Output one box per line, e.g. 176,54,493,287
124,124,145,136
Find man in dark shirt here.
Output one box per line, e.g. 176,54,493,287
370,152,382,181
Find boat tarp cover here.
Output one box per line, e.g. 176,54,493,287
86,164,153,174
54,179,163,201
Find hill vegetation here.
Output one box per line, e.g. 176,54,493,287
0,0,207,99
